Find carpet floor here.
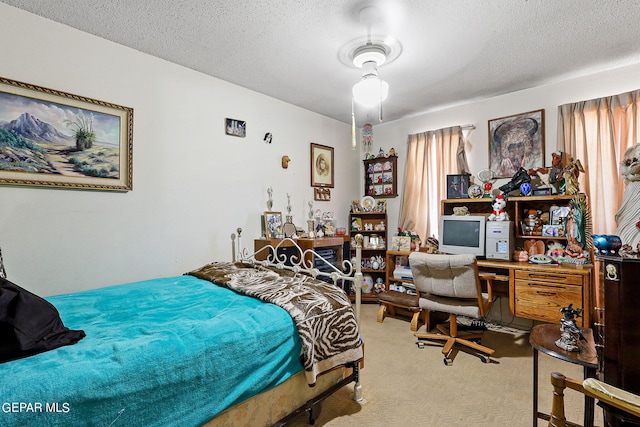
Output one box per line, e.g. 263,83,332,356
288,303,604,427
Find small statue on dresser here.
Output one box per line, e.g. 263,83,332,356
555,304,585,352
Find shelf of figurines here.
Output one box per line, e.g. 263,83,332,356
363,149,398,198
349,236,386,250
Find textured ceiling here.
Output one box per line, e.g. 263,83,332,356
3,0,640,127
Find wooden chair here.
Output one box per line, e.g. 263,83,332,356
549,372,640,427
409,252,496,365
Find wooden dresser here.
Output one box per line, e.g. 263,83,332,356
595,255,640,426
477,259,592,327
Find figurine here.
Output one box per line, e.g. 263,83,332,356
488,194,509,221
521,209,542,235
362,123,373,151
267,187,273,210
555,304,585,352
281,155,290,169
563,157,584,195
529,150,564,193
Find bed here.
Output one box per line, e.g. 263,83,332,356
0,230,364,426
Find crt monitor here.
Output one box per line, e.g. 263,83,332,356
439,215,486,257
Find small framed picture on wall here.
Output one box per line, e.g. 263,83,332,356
446,174,470,199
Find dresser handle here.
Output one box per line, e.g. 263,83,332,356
594,307,604,312
527,273,565,281
594,322,605,327
536,291,557,297
594,344,605,349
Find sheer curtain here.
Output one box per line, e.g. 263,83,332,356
557,89,640,234
398,126,462,241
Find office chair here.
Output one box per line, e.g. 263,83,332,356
549,372,640,427
409,252,495,365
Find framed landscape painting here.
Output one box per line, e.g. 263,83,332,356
0,76,133,191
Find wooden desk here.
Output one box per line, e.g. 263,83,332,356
529,324,598,427
477,259,592,327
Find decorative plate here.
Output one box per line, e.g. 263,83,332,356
467,184,483,199
361,196,375,211
383,161,392,171
529,254,552,264
477,168,496,184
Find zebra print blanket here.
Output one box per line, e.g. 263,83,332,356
188,262,363,385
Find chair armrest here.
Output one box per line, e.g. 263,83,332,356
583,378,640,418
550,372,640,422
477,272,495,306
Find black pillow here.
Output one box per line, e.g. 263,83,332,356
0,278,85,363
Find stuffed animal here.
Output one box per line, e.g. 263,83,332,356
453,206,469,216
488,194,509,221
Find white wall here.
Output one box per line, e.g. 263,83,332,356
4,3,640,300
0,4,359,296
373,63,640,236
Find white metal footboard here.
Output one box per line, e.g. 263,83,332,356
231,227,364,403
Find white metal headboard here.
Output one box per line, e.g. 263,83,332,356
231,227,363,324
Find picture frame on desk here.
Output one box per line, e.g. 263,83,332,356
391,236,411,251
263,211,283,238
446,174,470,199
549,205,570,225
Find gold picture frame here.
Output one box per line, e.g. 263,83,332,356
0,76,133,191
264,211,283,238
310,143,334,188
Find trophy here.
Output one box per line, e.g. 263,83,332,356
477,169,496,198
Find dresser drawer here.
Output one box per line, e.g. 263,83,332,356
514,280,584,325
515,270,584,285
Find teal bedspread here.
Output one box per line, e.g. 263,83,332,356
0,275,303,426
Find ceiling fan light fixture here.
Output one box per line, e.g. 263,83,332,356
353,73,389,107
352,43,387,68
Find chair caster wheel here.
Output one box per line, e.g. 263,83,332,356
480,355,490,363
443,357,453,366
416,341,425,349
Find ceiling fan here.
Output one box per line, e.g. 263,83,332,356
342,6,402,148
